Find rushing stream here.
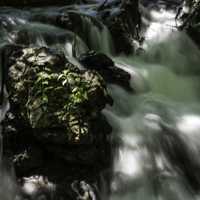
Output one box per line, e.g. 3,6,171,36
103,2,200,200
1,0,200,199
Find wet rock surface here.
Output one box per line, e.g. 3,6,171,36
7,47,112,143
180,1,200,48
79,51,133,91
99,0,141,54
2,46,113,199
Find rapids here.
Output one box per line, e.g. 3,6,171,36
1,0,200,200
102,1,200,200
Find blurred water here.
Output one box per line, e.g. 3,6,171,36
101,5,200,200
0,7,114,59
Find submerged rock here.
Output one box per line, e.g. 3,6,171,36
79,51,133,91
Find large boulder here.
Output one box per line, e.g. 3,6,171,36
7,47,112,144
2,46,113,199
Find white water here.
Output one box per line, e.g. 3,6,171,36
102,6,200,200
0,7,114,59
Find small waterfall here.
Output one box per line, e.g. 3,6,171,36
0,7,114,60
79,13,114,55
88,24,114,55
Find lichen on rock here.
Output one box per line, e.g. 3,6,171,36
8,47,112,144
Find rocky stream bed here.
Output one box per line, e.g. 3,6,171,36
0,0,200,200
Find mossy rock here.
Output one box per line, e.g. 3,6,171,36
8,47,112,144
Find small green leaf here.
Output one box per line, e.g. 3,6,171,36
62,79,68,86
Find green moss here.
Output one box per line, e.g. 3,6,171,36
8,47,110,143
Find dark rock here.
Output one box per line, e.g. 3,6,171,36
7,47,112,144
46,145,102,165
99,0,141,54
13,147,44,176
45,115,112,165
3,46,112,169
79,51,133,91
2,113,44,176
79,51,114,69
2,46,113,200
180,1,200,48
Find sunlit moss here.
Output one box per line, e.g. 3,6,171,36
8,47,110,143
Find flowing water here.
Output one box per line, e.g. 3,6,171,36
1,0,200,199
103,2,200,200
